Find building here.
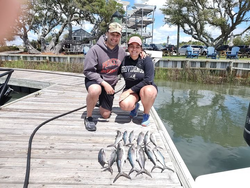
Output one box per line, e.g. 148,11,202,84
117,0,156,44
64,29,94,54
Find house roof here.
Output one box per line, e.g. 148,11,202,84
72,28,92,38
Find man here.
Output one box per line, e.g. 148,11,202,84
83,22,126,131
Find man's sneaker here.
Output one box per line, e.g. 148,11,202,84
130,103,140,118
84,116,96,131
141,114,150,127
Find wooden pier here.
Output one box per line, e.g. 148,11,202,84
0,69,194,187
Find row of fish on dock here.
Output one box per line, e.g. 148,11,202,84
98,130,174,183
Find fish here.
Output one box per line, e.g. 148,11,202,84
103,149,117,174
127,145,140,175
145,145,164,172
107,130,123,148
98,148,108,168
123,130,128,146
150,132,163,149
137,132,145,147
144,131,150,146
153,148,174,173
136,145,152,178
113,143,131,183
128,130,135,145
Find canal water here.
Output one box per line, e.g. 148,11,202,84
154,80,250,180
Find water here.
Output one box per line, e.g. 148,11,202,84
1,85,39,105
154,80,250,180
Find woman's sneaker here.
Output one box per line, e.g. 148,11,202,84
129,103,140,118
141,114,150,127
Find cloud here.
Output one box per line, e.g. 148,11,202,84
6,36,23,46
27,31,38,41
146,0,165,14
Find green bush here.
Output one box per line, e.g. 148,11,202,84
0,46,19,52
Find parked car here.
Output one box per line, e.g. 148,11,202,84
163,44,177,54
142,43,153,50
178,45,202,55
236,45,250,54
149,43,165,51
200,46,208,55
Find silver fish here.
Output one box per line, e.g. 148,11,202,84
108,130,123,148
123,130,128,146
137,132,145,147
128,130,135,145
127,144,139,175
98,148,108,168
103,149,117,174
145,145,164,172
113,143,131,183
150,133,163,149
144,131,150,146
153,148,174,173
136,145,152,178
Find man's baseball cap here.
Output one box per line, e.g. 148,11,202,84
128,36,142,46
108,22,122,35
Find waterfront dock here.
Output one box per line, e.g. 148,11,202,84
0,69,194,187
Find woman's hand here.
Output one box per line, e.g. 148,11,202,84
119,89,132,102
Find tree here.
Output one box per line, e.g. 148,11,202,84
85,0,124,39
12,0,41,53
161,0,250,48
233,36,244,46
12,0,124,54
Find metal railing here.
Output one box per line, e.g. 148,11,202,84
0,68,14,106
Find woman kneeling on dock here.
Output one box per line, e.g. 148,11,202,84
119,36,158,127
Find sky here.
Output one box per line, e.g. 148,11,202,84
7,0,248,46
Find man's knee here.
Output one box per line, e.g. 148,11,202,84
88,85,101,96
100,106,111,119
101,111,111,119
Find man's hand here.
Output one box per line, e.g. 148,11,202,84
140,51,147,59
101,81,114,95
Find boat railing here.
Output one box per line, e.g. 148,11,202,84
0,68,14,105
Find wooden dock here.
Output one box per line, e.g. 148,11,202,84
0,69,194,187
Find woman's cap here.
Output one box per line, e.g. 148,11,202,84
128,36,142,46
108,22,122,34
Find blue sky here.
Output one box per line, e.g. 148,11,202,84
8,0,247,46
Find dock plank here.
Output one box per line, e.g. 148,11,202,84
0,69,192,187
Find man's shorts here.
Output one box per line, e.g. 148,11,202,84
85,77,114,111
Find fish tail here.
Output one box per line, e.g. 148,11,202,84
103,166,113,175
161,165,175,173
113,172,131,183
107,144,116,148
136,169,152,178
128,167,140,175
151,165,164,173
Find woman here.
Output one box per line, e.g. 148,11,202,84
119,36,158,127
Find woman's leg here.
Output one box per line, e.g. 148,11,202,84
140,85,158,114
119,93,139,111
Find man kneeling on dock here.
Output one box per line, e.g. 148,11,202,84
83,22,126,131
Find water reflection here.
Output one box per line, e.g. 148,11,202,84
154,80,250,179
